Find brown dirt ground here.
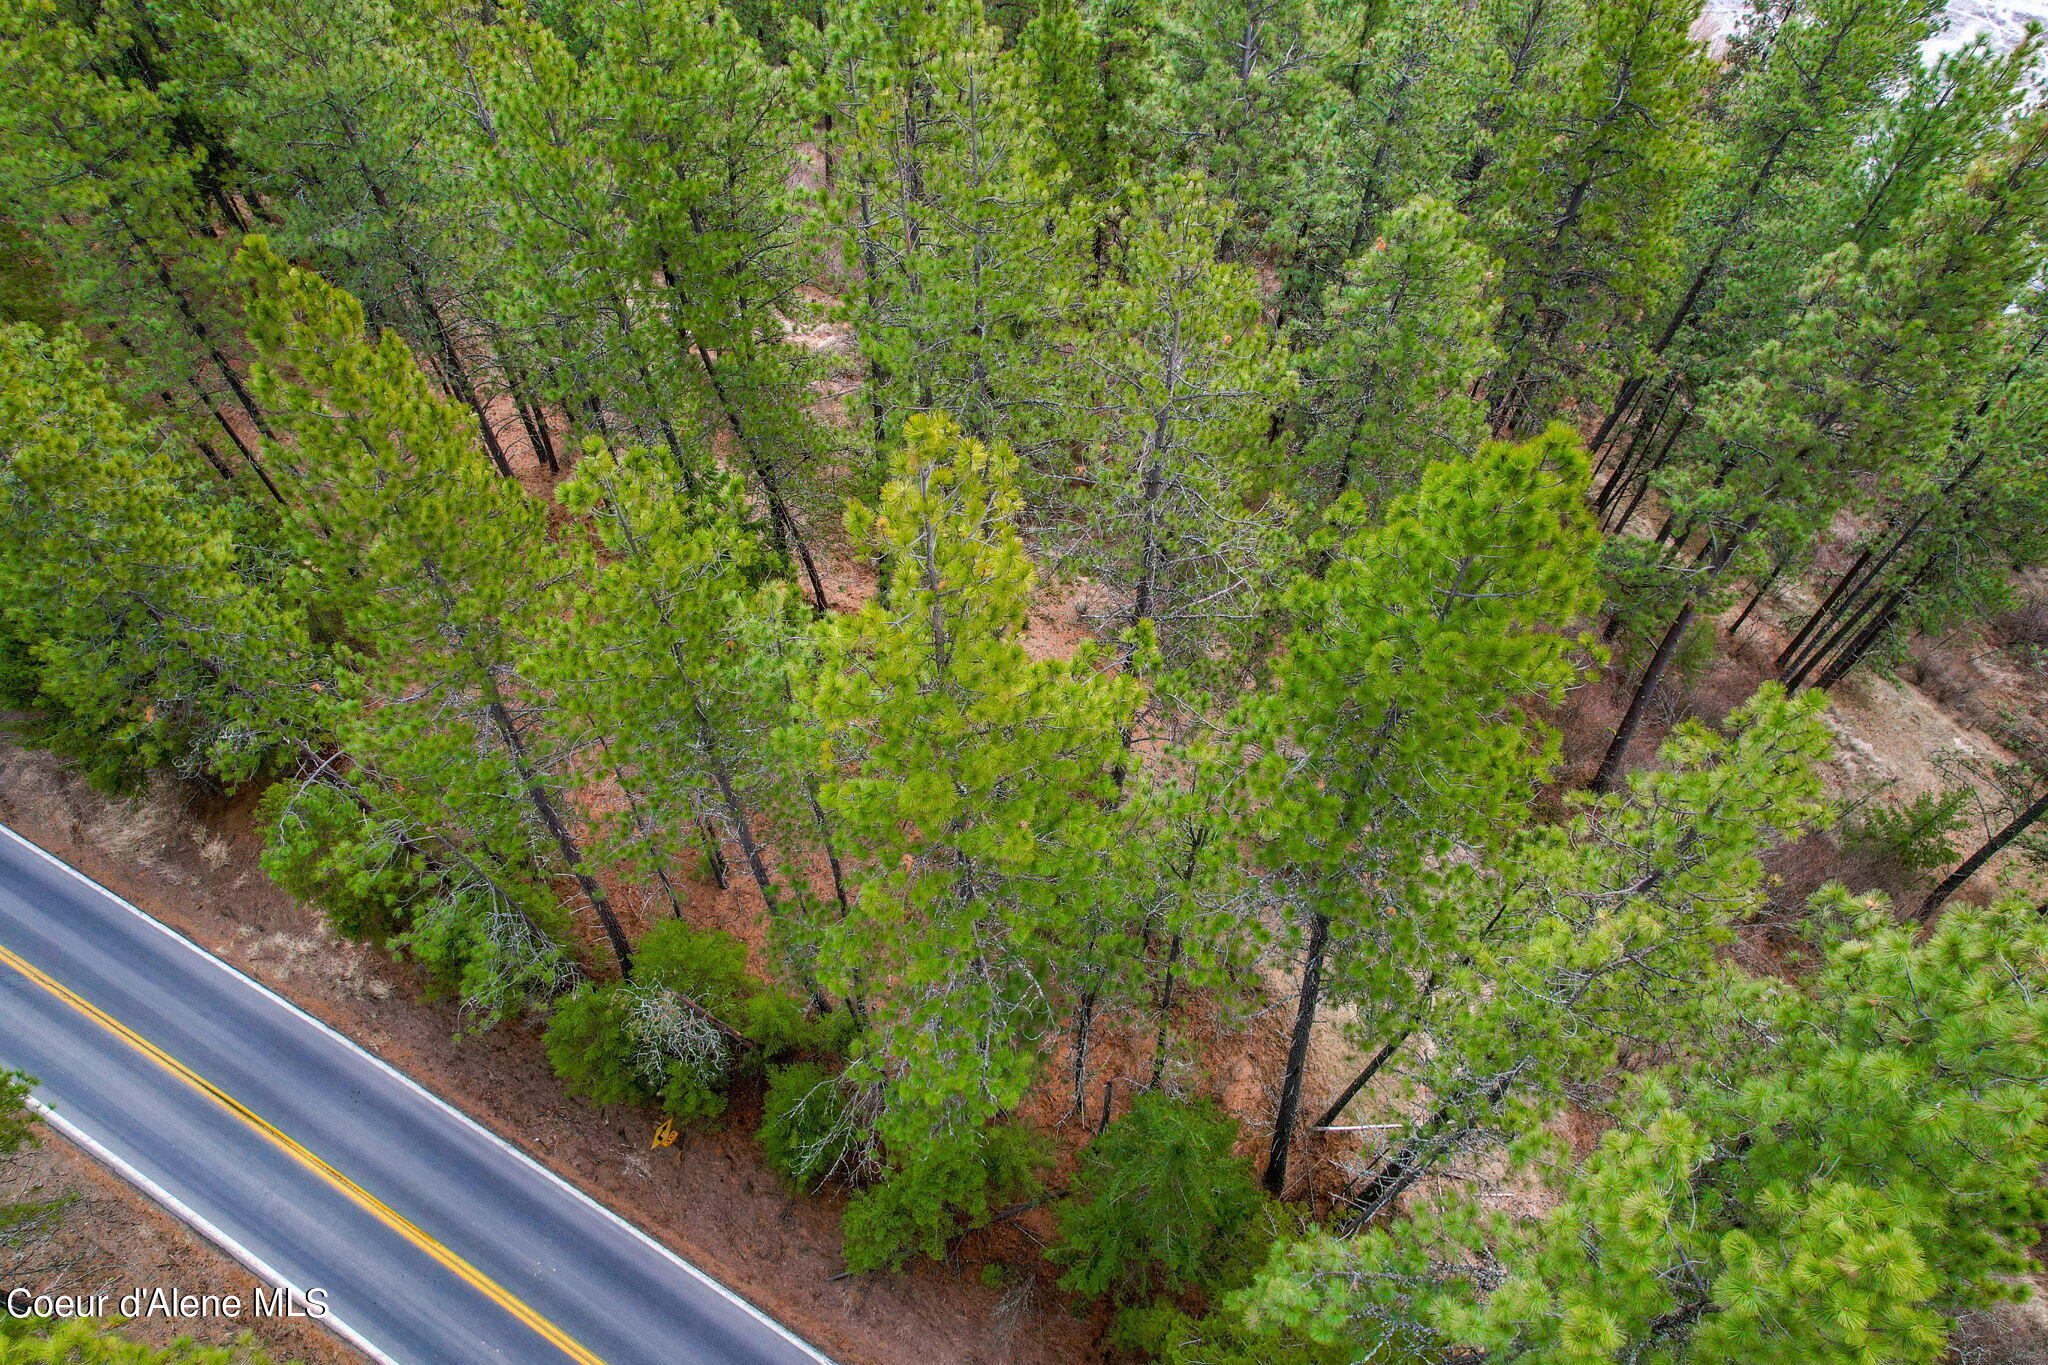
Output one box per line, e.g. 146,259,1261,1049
2,1125,351,1362
0,725,1100,1365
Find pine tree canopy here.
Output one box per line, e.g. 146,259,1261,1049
1,0,2046,1357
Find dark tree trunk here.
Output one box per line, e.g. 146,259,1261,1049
1588,372,1647,470
1595,379,1673,506
1602,406,1690,534
1921,785,2048,922
1779,542,1876,670
1148,930,1183,1089
482,695,634,979
1593,601,1696,793
1311,1025,1412,1132
1263,908,1331,1196
1729,552,1788,637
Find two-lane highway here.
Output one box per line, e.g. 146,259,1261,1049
0,822,837,1365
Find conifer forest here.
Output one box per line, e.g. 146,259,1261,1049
6,0,2048,1358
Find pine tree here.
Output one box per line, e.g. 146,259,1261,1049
239,241,622,993
1152,0,1336,248
1236,894,2048,1365
1477,0,1709,435
1062,180,1293,673
1282,0,1492,317
0,0,279,490
1587,0,1943,454
1074,741,1266,1104
1052,1093,1265,1301
1593,113,2048,792
579,0,830,603
1457,0,1593,191
469,7,702,473
1243,425,1600,1196
797,413,1141,1256
1777,308,2048,690
812,0,1086,472
222,0,519,477
1295,195,1498,515
1335,685,1832,1223
0,323,314,790
526,440,823,987
1021,0,1118,193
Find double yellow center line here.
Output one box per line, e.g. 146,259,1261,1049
0,940,607,1365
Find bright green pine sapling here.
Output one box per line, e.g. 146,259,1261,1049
239,242,618,1000
0,325,317,791
1478,0,1710,436
1062,180,1294,680
1232,893,2048,1365
1053,1093,1267,1303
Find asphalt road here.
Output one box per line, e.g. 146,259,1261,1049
0,822,837,1365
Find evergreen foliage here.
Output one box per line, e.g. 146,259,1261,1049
1478,0,1709,433
1063,181,1293,672
1053,1093,1265,1301
4,0,2048,1343
1296,194,1498,513
838,1121,1049,1273
1244,425,1602,1193
0,324,312,790
1228,896,2048,1365
800,412,1141,1171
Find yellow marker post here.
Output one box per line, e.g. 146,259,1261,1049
0,941,609,1365
650,1118,678,1150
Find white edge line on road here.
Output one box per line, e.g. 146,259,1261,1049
0,822,839,1365
25,1094,402,1365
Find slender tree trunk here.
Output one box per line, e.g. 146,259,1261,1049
1311,1026,1412,1132
1779,543,1876,670
478,318,559,472
1263,908,1331,1196
1069,979,1100,1116
691,699,831,1012
1813,574,1921,689
1586,123,1796,446
1347,1067,1518,1225
333,114,518,480
656,256,827,613
1148,930,1183,1089
1595,501,1760,790
1588,372,1646,468
126,224,276,444
692,701,782,919
1594,379,1669,503
1921,785,2048,921
1786,584,1880,691
697,818,731,889
480,693,634,978
1729,551,1788,637
598,736,685,918
1592,601,1696,793
1603,407,1689,534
